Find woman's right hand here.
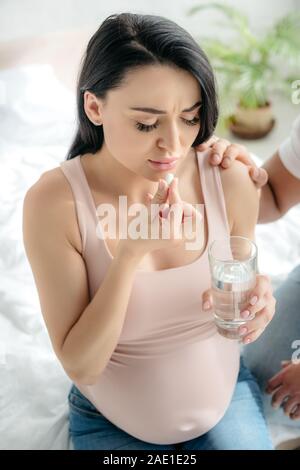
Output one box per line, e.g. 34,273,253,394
117,177,202,260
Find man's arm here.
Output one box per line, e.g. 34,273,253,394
196,115,300,224
259,151,300,223
220,159,259,239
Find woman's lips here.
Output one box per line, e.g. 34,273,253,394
148,159,178,171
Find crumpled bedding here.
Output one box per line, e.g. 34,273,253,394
0,64,299,449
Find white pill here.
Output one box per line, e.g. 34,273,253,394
164,173,174,186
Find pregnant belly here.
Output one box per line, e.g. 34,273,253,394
78,334,240,445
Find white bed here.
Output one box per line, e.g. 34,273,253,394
1,49,300,449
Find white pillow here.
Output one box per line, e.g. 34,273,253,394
0,64,76,145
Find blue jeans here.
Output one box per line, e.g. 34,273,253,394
243,264,300,428
68,357,273,450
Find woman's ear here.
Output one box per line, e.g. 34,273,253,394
83,91,103,125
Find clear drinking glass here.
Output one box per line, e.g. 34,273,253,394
208,236,258,340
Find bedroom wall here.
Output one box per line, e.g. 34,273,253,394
0,0,299,41
0,0,299,158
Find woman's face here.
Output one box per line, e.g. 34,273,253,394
85,64,202,181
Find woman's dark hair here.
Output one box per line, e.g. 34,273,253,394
66,12,218,160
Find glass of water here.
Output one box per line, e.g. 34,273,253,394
208,236,257,340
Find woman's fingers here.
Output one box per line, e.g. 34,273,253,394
241,293,275,327
148,179,169,206
240,295,267,320
145,179,170,221
240,303,275,344
202,288,213,311
167,203,184,240
167,177,183,223
159,202,171,219
145,192,154,203
241,275,274,317
168,177,181,205
249,274,272,300
241,327,265,345
239,275,276,335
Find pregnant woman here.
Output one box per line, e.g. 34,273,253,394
23,12,275,450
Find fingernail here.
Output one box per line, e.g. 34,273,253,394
241,310,250,319
203,301,211,310
250,296,258,305
212,154,220,163
253,168,259,179
171,178,178,190
162,206,170,218
239,326,248,335
243,337,251,344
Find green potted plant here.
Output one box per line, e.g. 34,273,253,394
188,3,300,139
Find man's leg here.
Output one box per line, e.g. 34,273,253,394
243,264,300,426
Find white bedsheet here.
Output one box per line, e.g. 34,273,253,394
0,64,299,449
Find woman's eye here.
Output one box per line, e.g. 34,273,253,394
135,116,200,133
182,116,200,126
135,122,158,132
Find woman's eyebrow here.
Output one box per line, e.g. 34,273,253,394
129,101,202,115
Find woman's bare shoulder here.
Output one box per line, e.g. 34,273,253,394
220,159,258,201
23,166,82,254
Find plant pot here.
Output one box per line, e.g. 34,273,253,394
229,102,275,139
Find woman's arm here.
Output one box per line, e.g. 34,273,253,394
219,161,276,344
23,174,141,386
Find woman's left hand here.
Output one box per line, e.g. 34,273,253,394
266,361,300,420
202,274,276,345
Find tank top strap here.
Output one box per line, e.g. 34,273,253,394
59,155,99,255
196,149,231,242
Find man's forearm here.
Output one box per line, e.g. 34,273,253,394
258,151,300,223
258,182,282,223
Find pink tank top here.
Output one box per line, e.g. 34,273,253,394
59,149,240,445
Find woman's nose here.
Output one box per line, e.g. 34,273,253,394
157,123,181,155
